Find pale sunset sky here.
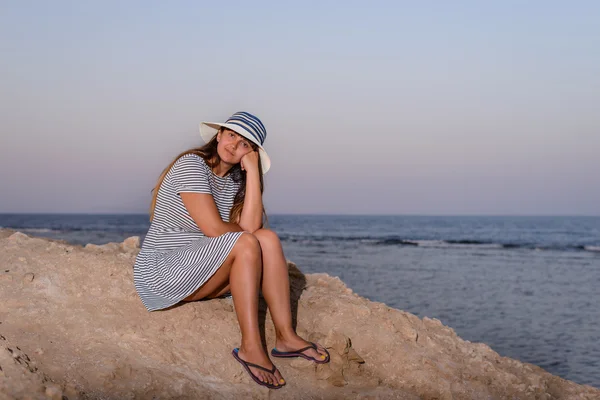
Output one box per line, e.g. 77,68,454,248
1,1,599,215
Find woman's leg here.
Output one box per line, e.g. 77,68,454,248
253,229,328,360
182,233,283,386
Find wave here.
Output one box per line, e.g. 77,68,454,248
371,239,503,249
372,238,419,246
15,228,59,233
278,234,598,253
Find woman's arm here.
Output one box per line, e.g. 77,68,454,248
238,151,263,233
181,192,244,237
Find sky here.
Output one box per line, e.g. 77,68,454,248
1,1,599,215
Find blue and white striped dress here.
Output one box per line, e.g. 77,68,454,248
134,153,244,311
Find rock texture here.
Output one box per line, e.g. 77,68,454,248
0,229,598,399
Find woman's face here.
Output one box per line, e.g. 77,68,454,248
217,129,254,165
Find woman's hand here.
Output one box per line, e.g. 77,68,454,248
240,150,260,175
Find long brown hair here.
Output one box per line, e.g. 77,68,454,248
149,128,267,227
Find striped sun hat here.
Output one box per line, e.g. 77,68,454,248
199,111,271,174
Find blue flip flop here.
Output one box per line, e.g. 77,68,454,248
271,342,330,364
232,348,284,389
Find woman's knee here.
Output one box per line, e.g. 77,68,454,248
252,228,281,249
232,232,262,260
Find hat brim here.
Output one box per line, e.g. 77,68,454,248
199,122,271,174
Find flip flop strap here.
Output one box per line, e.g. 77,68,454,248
276,343,317,355
243,360,276,374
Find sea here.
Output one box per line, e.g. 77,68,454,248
1,214,599,388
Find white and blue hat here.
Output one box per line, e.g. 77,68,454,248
199,111,271,174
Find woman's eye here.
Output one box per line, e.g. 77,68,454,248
229,132,235,137
242,142,248,148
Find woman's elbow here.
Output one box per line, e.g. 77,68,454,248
239,221,262,234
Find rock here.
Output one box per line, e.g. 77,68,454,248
0,228,599,399
44,384,62,400
0,336,59,400
0,228,16,239
289,358,314,370
84,242,121,253
121,236,140,251
347,348,364,364
8,232,30,244
63,383,80,400
22,273,35,283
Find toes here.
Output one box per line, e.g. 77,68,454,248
310,344,328,361
309,347,325,359
316,344,328,357
269,373,277,386
260,371,270,385
245,363,284,387
274,370,285,385
259,371,272,386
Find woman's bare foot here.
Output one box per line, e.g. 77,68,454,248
274,333,329,362
236,346,285,387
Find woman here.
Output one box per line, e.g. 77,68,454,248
133,111,329,390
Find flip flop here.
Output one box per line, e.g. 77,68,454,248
231,348,284,390
271,342,330,364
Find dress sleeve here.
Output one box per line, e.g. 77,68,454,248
168,154,212,195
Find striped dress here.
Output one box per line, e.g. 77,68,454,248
134,153,244,311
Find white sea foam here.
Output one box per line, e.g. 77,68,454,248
412,240,503,249
20,228,57,233
410,240,445,247
584,246,600,252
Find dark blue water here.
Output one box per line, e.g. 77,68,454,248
1,214,599,387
